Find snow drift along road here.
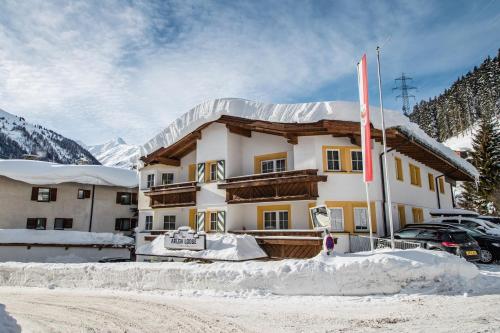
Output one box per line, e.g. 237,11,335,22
0,249,478,296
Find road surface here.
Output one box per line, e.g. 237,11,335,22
1,287,500,333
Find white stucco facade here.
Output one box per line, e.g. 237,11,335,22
138,119,460,252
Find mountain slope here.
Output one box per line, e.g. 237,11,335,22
87,138,139,169
0,108,99,165
410,49,499,142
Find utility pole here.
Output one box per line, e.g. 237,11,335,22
393,73,417,116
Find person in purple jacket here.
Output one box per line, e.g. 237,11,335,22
324,231,335,256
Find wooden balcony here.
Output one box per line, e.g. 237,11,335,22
144,181,200,208
218,169,327,204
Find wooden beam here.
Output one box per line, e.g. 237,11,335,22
227,124,252,137
286,134,298,145
155,157,181,166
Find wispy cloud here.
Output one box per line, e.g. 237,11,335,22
0,0,498,144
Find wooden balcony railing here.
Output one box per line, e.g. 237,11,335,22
144,181,200,208
218,169,327,204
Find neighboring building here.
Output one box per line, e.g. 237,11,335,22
0,160,139,235
136,99,477,252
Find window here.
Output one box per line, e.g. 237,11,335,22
210,163,217,182
38,188,50,202
395,157,403,181
438,177,445,194
409,164,421,186
329,208,344,231
161,173,174,185
145,216,153,231
412,207,424,223
428,173,435,192
396,228,420,239
26,218,47,230
117,192,132,205
351,150,363,172
261,159,286,173
115,218,137,231
77,189,91,199
146,174,155,188
54,218,73,230
416,229,438,240
354,208,369,231
461,219,481,229
263,211,289,229
210,212,218,231
163,215,176,230
326,149,341,171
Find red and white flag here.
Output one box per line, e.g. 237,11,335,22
357,54,373,183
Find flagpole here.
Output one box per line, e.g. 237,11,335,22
365,183,374,252
376,46,395,249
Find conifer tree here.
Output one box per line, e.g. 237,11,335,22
458,115,500,214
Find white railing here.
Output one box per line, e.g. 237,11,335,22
348,235,422,253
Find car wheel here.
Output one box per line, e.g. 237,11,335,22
480,249,494,264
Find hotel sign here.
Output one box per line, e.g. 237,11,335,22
165,226,206,251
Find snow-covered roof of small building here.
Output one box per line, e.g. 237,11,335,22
0,159,138,187
0,229,134,246
141,98,477,179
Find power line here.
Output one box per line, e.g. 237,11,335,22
392,73,417,116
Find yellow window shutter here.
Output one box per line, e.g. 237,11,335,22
398,205,406,227
189,209,196,229
188,164,196,182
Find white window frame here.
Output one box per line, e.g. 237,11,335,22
354,207,369,231
350,150,363,172
146,174,155,189
145,215,153,231
161,173,174,185
210,212,218,231
163,215,176,230
261,158,286,174
263,210,289,229
37,188,50,202
210,163,218,182
326,149,341,171
329,207,344,231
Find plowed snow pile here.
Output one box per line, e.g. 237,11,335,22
0,249,478,296
136,233,267,261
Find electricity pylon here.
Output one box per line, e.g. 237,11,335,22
393,73,417,116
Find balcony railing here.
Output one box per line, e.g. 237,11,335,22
144,181,200,208
218,169,327,204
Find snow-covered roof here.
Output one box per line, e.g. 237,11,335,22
0,229,134,246
429,208,479,217
0,159,138,187
141,98,477,179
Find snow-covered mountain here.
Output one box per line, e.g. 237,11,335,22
443,117,499,152
87,137,139,169
0,108,99,164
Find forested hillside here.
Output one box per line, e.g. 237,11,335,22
410,49,500,142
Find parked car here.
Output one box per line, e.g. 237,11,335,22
427,216,500,236
409,223,500,264
478,216,500,226
394,225,481,261
98,257,132,263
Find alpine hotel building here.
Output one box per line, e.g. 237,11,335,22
136,99,476,252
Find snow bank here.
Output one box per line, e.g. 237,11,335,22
0,159,138,187
136,233,267,261
0,229,134,246
141,98,477,178
0,249,480,296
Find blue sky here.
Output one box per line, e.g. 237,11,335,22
0,0,499,145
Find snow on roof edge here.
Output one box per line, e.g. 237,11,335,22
141,98,478,179
0,159,138,187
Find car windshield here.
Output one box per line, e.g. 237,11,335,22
454,225,486,236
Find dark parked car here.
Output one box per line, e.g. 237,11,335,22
478,216,500,226
417,223,500,264
394,225,481,262
98,257,132,263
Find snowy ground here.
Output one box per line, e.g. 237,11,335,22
0,252,499,332
0,266,499,333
